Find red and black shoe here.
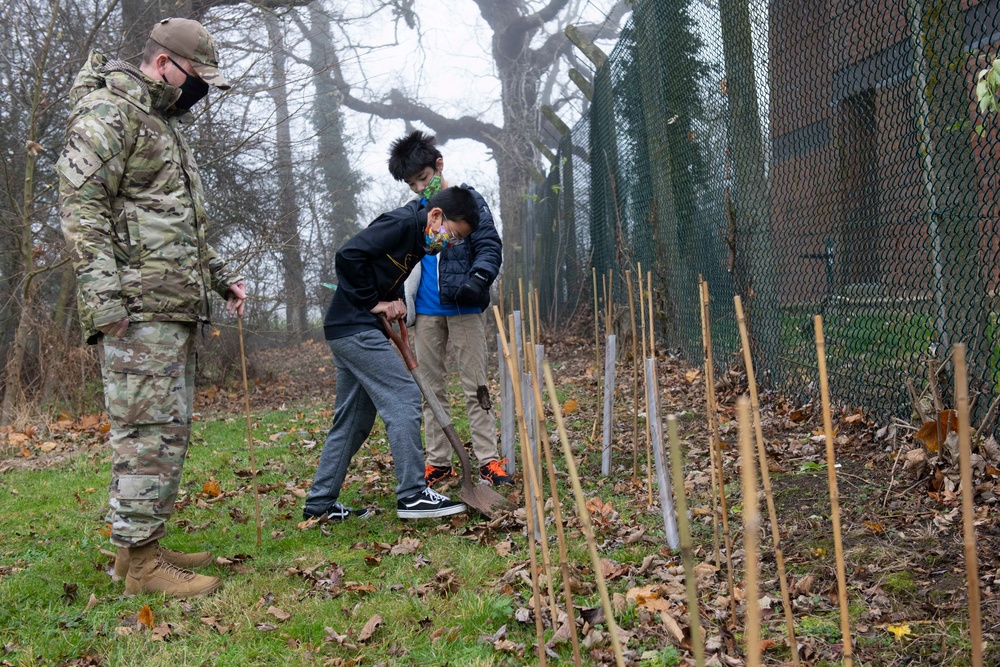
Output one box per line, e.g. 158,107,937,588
480,458,513,486
424,464,454,487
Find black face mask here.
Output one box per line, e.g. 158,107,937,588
163,56,209,110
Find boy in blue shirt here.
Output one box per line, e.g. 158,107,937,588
390,131,511,487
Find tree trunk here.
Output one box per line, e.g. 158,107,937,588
265,12,308,339
304,3,361,274
1,0,60,425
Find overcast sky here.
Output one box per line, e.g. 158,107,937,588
319,0,630,225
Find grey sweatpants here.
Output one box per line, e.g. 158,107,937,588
305,330,426,514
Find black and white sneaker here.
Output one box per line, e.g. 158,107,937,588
397,487,467,519
303,501,372,522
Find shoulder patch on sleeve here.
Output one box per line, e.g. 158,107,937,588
58,108,126,189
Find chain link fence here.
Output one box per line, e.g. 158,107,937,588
523,0,1000,421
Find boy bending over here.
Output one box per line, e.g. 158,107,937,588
304,187,479,520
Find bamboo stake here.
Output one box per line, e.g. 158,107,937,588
738,396,761,667
602,273,608,337
493,309,547,666
667,416,706,667
607,269,613,335
528,350,583,667
700,281,738,624
528,283,537,350
534,289,542,340
814,316,854,667
698,279,722,569
647,271,654,354
499,333,516,474
954,343,984,667
592,268,602,442
519,277,525,318
626,270,639,484
521,321,560,621
646,271,654,505
544,362,626,667
498,278,505,319
734,296,800,665
237,315,263,548
638,265,651,498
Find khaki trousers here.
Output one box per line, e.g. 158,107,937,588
414,313,498,467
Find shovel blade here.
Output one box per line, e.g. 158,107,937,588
459,481,512,519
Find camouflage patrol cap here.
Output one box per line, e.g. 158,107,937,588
150,17,231,89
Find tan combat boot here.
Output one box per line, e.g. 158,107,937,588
124,542,221,597
113,544,214,581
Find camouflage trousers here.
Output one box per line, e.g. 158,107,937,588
98,322,195,548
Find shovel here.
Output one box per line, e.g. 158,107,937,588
380,315,511,518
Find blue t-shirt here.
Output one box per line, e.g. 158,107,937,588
415,254,482,316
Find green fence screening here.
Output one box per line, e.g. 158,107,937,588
525,0,1000,421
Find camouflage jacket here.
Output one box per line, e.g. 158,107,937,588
58,52,242,344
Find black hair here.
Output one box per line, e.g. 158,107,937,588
427,187,480,232
388,130,442,181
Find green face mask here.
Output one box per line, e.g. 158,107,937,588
421,174,443,200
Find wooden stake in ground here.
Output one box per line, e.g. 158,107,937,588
521,324,559,618
626,270,639,484
737,396,762,667
647,358,680,548
734,296,800,665
495,308,555,654
700,281,737,624
498,278,504,318
528,348,583,667
498,333,516,475
638,265,651,496
698,278,722,568
544,362,626,667
954,343,984,667
667,416,705,667
493,306,555,648
237,314,262,548
814,316,854,667
592,268,602,442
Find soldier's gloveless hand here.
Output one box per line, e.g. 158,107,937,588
226,280,247,317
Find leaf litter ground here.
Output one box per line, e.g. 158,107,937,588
1,332,998,665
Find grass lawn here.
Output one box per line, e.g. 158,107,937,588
0,399,671,667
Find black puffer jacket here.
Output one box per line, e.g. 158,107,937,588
436,184,502,310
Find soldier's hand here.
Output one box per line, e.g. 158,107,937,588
226,280,247,317
99,318,129,339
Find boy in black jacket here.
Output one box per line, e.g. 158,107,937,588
391,131,511,488
304,187,480,520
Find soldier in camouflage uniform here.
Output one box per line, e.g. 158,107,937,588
58,18,245,598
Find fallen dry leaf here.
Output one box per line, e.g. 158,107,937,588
660,611,685,642
358,614,383,642
201,479,223,498
137,604,154,629
267,606,291,622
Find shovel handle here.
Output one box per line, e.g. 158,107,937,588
380,314,476,488
379,315,417,371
